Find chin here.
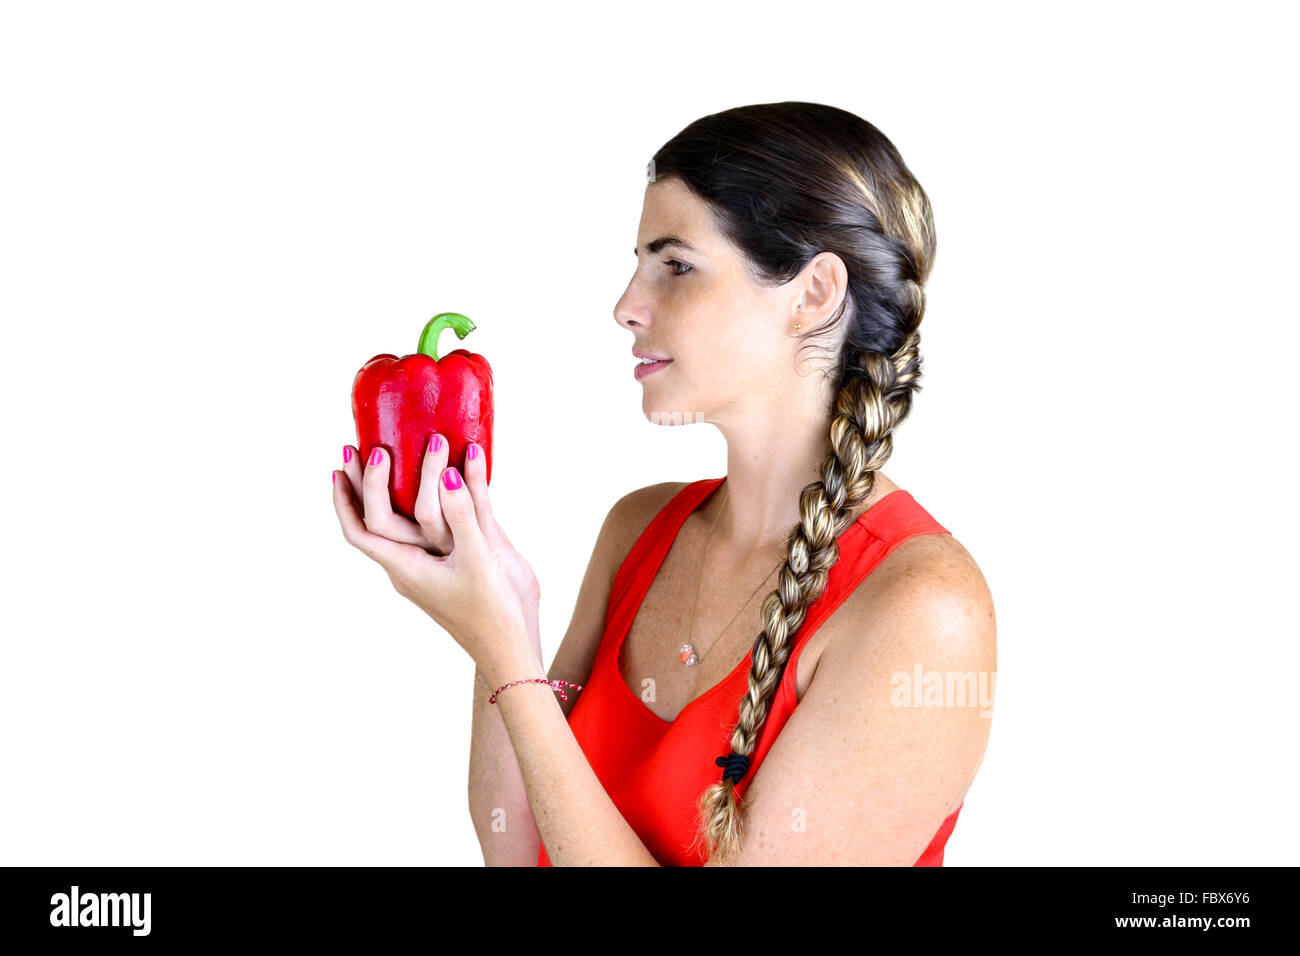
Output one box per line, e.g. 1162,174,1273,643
643,400,709,427
640,372,715,425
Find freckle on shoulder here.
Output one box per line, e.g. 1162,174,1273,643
840,534,993,642
877,533,987,595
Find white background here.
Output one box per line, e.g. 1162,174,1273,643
2,0,1296,866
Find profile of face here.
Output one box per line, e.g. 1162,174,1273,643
614,177,826,427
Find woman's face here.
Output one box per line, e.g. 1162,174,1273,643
614,177,801,426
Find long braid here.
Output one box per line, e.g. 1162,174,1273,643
692,328,924,865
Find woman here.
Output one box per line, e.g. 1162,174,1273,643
331,102,997,866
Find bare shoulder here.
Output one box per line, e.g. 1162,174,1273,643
873,532,992,608
601,480,691,563
837,532,996,662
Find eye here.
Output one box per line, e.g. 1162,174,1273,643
664,258,693,277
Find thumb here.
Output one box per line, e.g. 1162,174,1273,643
438,466,485,556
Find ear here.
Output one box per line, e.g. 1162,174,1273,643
797,251,850,324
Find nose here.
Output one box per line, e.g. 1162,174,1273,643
614,280,651,333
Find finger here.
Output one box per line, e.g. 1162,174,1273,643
346,445,435,547
341,445,365,511
332,468,430,581
414,433,453,554
461,440,495,540
360,446,394,532
438,464,486,559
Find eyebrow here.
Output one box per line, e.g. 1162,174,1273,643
634,236,701,257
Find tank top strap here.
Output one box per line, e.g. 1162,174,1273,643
864,488,951,541
605,477,726,626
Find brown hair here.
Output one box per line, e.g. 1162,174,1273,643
648,101,936,864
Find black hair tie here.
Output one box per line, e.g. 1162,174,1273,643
716,751,750,785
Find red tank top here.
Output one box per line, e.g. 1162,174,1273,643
538,477,963,866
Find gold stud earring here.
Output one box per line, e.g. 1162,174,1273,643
794,322,802,329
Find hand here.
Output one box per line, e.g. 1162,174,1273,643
332,437,541,669
337,438,541,618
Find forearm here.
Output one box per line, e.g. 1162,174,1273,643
485,639,661,867
467,614,544,866
468,663,544,865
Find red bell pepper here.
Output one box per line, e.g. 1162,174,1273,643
351,312,493,520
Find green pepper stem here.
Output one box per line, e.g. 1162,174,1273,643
417,312,476,361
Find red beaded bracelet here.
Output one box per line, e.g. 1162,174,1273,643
489,677,584,704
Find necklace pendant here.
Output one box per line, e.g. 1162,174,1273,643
679,643,700,666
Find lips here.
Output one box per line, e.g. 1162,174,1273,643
633,356,672,380
633,348,671,362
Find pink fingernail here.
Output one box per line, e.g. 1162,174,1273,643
332,471,336,486
343,446,353,464
443,467,462,490
429,434,442,453
369,448,383,467
467,442,478,460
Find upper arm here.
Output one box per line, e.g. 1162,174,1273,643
716,539,997,865
546,482,686,720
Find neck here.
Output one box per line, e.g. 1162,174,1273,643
709,377,841,553
705,375,897,554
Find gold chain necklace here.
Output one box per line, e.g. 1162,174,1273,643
679,483,786,667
